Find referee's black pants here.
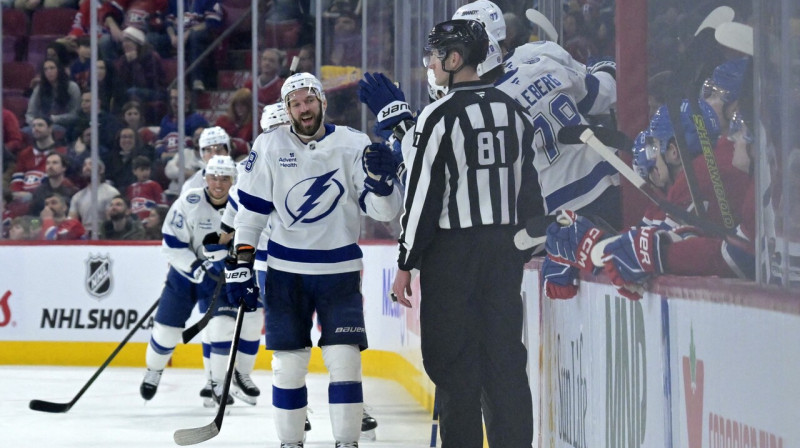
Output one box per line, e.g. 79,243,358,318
419,225,534,448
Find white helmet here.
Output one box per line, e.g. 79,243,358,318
205,155,237,179
281,72,326,105
477,32,503,77
198,126,230,152
426,69,448,101
260,101,290,131
452,0,506,41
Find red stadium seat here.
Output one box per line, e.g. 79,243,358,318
26,35,57,67
4,95,29,124
3,38,19,62
3,8,29,37
3,61,36,93
30,7,77,36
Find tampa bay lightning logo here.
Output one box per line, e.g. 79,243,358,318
285,169,344,226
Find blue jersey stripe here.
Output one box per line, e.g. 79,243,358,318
268,241,363,264
544,161,617,212
239,189,275,215
163,233,189,248
227,195,239,211
578,74,600,115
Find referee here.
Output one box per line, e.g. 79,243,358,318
391,19,542,448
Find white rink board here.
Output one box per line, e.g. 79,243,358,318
0,244,423,358
537,280,667,448
669,299,799,447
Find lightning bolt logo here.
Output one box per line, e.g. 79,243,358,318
286,169,344,226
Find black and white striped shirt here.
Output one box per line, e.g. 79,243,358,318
398,80,543,270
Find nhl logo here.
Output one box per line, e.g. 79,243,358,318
85,254,113,298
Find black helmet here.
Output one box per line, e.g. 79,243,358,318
425,19,489,67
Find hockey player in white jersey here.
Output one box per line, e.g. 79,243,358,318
226,72,402,448
179,126,232,194
140,155,235,404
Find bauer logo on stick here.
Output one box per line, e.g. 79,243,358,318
85,254,113,298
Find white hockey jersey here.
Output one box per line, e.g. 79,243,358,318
223,181,272,272
505,41,617,116
162,187,226,280
180,168,206,194
496,56,619,214
234,124,402,275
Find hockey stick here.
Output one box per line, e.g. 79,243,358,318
525,9,558,42
29,298,160,413
714,22,753,56
429,391,440,447
174,303,245,446
181,274,225,343
665,6,736,224
557,126,748,244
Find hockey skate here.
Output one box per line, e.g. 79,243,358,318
139,369,162,401
280,443,304,448
200,379,215,408
231,369,260,405
361,409,378,441
335,442,358,447
211,381,234,406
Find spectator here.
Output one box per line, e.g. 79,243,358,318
65,123,111,187
70,36,92,91
3,108,25,157
163,127,203,196
296,44,315,74
115,26,167,103
215,88,253,148
327,12,361,67
69,90,120,151
155,88,208,162
106,126,155,191
25,59,81,132
39,193,86,240
29,152,78,217
142,203,168,240
10,116,67,206
96,58,128,114
562,10,597,64
126,155,164,220
166,0,223,91
120,101,157,146
244,48,285,107
100,195,146,240
503,12,530,49
8,216,35,241
68,158,121,236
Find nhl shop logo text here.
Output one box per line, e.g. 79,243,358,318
85,254,113,298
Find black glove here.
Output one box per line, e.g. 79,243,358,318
224,246,260,311
362,143,396,196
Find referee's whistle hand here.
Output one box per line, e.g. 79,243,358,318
391,269,413,308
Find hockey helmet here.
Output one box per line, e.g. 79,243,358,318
631,130,656,179
426,69,448,101
198,126,231,153
205,155,237,180
260,101,290,131
477,32,504,77
702,57,749,106
281,72,326,105
649,99,721,159
452,0,506,41
424,19,489,68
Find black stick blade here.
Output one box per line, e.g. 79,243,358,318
174,422,220,446
29,399,72,413
558,125,634,151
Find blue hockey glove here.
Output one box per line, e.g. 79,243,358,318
601,226,668,300
357,72,412,140
545,210,607,273
362,143,396,196
541,256,579,300
224,248,259,312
